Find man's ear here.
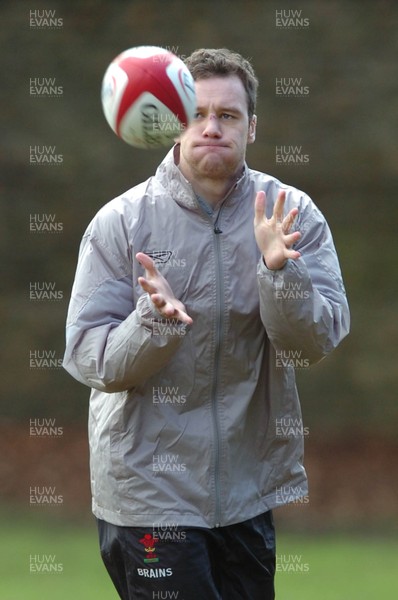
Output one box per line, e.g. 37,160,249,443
248,115,257,144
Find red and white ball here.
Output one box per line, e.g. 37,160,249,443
101,45,196,149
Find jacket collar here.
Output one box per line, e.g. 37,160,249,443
156,145,251,211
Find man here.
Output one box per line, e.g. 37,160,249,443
64,48,349,599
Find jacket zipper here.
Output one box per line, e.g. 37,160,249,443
195,195,226,527
211,216,225,527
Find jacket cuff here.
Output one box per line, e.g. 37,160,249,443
135,292,163,323
258,256,289,278
257,256,310,292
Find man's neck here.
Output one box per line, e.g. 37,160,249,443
189,175,236,208
174,144,244,207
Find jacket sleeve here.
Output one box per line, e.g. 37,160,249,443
63,208,186,393
257,191,350,365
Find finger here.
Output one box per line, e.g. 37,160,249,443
150,293,177,318
174,309,193,326
136,252,157,277
273,190,286,223
284,248,301,261
137,276,157,296
254,191,266,225
282,207,299,233
283,230,301,247
151,294,193,326
162,301,193,325
156,302,193,326
150,293,168,309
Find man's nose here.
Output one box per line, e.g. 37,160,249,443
202,114,221,137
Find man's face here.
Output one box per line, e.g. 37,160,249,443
178,75,256,184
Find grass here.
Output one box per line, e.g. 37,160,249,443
275,532,397,599
1,511,117,600
1,511,397,599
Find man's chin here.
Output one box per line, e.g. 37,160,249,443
197,153,242,178
198,163,232,180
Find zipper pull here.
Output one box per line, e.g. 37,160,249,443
214,226,223,234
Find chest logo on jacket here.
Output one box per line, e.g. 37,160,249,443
145,250,187,269
145,251,173,265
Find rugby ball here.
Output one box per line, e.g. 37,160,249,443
101,45,196,149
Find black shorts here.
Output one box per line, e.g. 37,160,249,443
97,511,275,600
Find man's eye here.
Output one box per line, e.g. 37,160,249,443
220,113,234,120
193,112,204,119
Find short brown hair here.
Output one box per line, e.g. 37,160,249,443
185,48,258,119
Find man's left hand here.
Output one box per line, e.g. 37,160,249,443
254,190,301,270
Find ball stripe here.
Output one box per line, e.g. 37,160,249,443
115,54,189,136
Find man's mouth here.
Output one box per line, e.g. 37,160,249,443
195,143,228,148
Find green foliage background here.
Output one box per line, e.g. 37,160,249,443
1,0,397,437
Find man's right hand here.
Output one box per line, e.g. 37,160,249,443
136,252,193,325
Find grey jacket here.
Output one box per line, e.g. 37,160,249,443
64,147,350,528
